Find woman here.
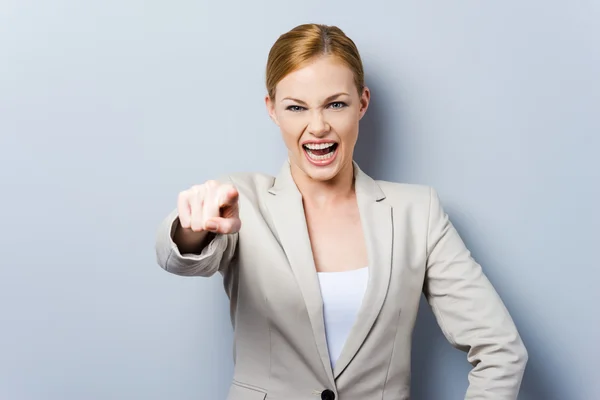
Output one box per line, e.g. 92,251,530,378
155,23,528,400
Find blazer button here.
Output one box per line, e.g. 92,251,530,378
321,389,335,400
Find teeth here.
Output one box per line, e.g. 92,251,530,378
305,148,336,161
304,142,335,150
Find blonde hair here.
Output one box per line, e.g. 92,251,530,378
266,23,365,100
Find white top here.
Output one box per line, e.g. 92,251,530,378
317,267,369,369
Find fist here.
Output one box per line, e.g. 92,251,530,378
177,180,241,234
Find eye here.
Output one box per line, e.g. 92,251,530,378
286,105,305,112
328,101,347,109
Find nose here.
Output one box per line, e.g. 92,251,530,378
307,110,330,136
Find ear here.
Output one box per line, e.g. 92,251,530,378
265,95,280,126
358,86,370,120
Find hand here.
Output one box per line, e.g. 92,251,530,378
177,180,241,234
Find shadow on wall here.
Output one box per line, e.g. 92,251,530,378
354,73,570,399
410,209,573,400
448,213,573,400
353,72,395,179
354,68,411,184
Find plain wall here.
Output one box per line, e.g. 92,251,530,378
1,1,598,399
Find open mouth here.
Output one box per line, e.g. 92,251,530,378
302,142,339,161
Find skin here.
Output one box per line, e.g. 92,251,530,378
265,55,371,271
265,55,370,206
174,55,371,270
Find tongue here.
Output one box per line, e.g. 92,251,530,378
310,148,330,156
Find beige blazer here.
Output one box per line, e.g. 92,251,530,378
155,160,528,400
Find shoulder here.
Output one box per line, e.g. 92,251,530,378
374,180,447,228
375,179,437,206
218,170,275,198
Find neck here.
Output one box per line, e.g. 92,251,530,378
290,160,356,208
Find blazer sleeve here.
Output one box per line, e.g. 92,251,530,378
422,187,528,399
154,176,239,277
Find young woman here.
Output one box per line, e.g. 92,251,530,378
155,23,527,400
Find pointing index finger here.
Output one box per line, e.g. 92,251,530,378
218,184,239,207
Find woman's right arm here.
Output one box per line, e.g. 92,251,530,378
155,179,241,277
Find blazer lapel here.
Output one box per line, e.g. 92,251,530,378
266,160,336,387
265,160,393,383
332,162,393,379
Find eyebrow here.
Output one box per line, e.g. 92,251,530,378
281,92,350,105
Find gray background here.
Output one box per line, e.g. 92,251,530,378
1,1,599,399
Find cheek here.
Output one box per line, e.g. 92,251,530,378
279,115,305,134
330,112,359,140
278,115,306,147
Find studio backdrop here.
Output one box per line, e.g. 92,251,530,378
1,1,598,399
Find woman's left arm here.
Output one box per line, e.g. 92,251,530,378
423,187,528,400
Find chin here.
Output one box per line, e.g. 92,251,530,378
296,156,344,182
305,166,339,182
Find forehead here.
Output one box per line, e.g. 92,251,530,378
276,56,355,100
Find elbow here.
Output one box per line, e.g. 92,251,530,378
501,330,528,374
516,338,529,370
474,329,529,373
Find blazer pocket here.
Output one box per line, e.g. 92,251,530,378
227,380,267,400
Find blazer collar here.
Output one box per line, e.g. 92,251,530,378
268,159,386,203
